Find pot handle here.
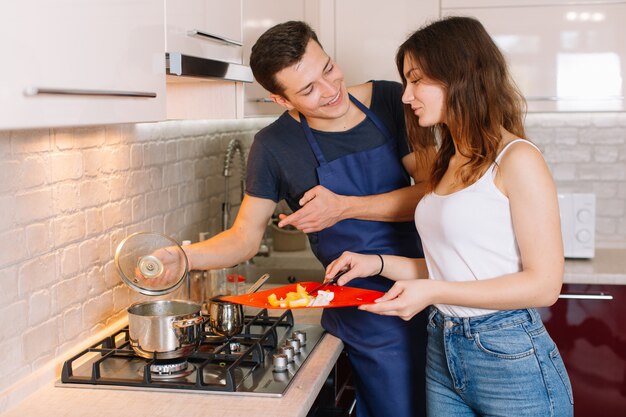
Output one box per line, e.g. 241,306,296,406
172,316,205,329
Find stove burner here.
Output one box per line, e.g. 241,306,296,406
58,309,326,396
146,359,194,380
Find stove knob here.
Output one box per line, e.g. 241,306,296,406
280,346,295,362
285,338,301,354
272,354,288,372
292,330,307,346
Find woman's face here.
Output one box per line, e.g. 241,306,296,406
401,55,446,127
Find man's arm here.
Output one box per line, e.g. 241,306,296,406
184,195,276,270
278,151,434,233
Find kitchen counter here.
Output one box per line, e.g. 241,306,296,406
3,249,624,417
0,308,342,417
257,247,626,285
564,248,626,285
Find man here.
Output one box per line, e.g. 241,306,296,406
183,21,428,417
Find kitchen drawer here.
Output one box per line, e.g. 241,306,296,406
538,284,626,416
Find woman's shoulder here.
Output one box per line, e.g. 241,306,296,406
495,136,549,189
497,137,542,164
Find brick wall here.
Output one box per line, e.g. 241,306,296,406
0,118,272,402
526,112,626,247
0,111,624,409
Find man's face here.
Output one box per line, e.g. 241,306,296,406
271,40,350,123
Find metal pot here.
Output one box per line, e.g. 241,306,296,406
207,273,270,337
208,297,244,337
127,299,204,359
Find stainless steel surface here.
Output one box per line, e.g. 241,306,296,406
285,338,301,354
279,346,294,362
308,269,348,294
188,29,243,47
207,273,270,337
272,354,288,372
558,293,613,300
292,330,307,346
166,52,253,83
23,87,157,98
247,273,270,294
208,298,243,337
222,138,246,231
127,300,203,359
57,319,326,397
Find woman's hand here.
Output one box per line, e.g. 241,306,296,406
359,280,435,321
325,251,383,285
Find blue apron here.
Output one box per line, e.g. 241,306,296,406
300,94,427,417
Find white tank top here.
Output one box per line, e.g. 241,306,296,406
415,139,540,317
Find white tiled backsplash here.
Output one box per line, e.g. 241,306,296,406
0,112,625,409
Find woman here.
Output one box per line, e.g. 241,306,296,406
326,16,574,417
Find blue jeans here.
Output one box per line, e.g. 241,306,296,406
426,307,574,417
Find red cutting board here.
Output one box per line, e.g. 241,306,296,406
220,282,384,309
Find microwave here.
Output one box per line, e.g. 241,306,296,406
558,193,596,259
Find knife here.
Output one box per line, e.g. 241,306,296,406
309,269,349,295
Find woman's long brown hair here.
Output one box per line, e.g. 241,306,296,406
396,16,527,192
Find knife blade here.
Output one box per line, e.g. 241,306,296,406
309,269,349,295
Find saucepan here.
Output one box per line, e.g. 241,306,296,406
207,273,270,337
127,299,204,359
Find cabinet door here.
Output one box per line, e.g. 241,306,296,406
166,0,243,64
538,284,626,417
334,0,440,85
242,0,310,117
442,1,626,112
0,0,165,130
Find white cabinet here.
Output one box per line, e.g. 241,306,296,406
442,0,626,112
165,0,251,120
332,0,440,85
166,0,243,65
0,0,166,130
242,0,439,117
242,0,315,117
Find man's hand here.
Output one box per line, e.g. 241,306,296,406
277,185,346,233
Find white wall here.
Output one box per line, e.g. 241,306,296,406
0,117,272,410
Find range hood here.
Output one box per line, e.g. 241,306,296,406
166,52,253,83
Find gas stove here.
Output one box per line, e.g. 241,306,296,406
57,309,325,397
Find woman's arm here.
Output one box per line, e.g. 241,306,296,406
361,141,564,319
325,252,429,284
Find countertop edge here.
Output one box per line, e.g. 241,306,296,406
0,332,343,417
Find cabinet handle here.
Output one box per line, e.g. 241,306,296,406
188,29,242,47
24,87,157,98
526,95,624,102
558,293,613,300
249,98,274,103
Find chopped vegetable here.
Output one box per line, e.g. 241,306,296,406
267,284,330,308
267,293,280,307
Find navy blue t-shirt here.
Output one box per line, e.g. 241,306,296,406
246,80,409,213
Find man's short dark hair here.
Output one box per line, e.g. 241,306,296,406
250,21,321,96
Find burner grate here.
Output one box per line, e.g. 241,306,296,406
61,309,297,392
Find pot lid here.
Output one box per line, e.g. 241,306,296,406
115,232,188,296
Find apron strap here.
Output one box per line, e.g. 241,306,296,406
299,92,396,166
